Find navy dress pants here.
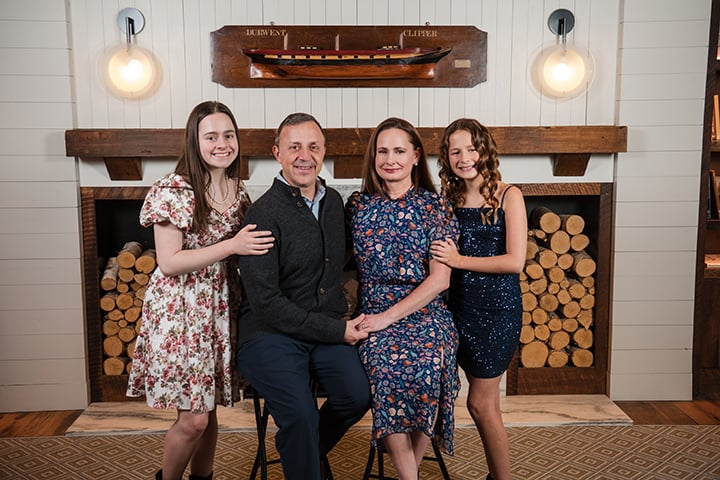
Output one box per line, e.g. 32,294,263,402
237,334,370,480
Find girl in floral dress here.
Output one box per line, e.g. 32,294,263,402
346,117,460,480
126,101,274,480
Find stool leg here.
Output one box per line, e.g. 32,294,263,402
249,393,268,480
362,445,376,480
377,447,385,479
431,439,451,480
321,454,334,480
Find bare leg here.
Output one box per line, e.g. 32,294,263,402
466,374,511,480
160,410,210,480
409,430,432,467
189,410,218,477
383,432,419,480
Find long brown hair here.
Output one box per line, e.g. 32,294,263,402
174,101,240,231
360,117,436,196
438,118,501,222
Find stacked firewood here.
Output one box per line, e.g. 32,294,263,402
519,207,596,369
99,241,156,375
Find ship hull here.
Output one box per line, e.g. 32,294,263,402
249,62,439,79
243,47,451,80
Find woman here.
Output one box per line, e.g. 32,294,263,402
346,117,460,480
431,118,527,480
126,101,274,480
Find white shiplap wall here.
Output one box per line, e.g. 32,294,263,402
0,1,87,411
611,0,710,400
0,0,711,411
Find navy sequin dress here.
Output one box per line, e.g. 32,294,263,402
449,187,522,379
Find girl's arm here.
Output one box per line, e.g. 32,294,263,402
430,186,527,274
154,222,274,277
358,259,451,333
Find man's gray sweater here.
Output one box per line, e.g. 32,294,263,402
236,178,348,345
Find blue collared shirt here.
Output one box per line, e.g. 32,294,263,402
276,172,326,220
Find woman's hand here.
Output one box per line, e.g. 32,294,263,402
231,224,274,255
430,238,461,268
356,313,395,333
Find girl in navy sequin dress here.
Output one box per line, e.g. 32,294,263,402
430,118,527,480
347,117,460,480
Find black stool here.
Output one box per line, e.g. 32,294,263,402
248,383,333,480
361,437,451,480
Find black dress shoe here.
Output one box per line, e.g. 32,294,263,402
189,473,213,480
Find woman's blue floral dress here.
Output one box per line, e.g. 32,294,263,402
346,187,460,454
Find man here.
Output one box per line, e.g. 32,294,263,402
236,112,370,479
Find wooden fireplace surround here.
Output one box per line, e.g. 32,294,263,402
66,125,626,402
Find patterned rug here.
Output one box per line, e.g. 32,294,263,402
1,425,719,480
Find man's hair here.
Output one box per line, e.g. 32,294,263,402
273,112,325,146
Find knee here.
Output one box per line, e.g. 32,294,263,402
466,394,500,421
177,412,210,439
348,385,371,414
330,380,370,417
277,395,320,431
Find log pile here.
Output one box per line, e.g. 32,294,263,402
99,241,156,375
519,207,596,369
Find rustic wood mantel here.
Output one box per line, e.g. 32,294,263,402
65,125,627,180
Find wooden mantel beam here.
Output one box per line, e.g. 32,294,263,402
65,125,627,180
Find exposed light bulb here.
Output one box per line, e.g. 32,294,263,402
552,61,572,81
122,59,145,81
104,44,159,99
532,44,594,98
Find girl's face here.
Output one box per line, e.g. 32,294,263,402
374,128,419,189
198,112,238,170
448,129,481,182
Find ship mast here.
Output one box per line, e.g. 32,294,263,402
335,34,340,51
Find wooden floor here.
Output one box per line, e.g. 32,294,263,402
1,399,719,437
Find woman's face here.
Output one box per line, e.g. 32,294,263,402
198,112,238,170
374,128,419,189
447,129,480,182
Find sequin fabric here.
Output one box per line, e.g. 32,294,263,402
449,204,522,379
346,187,460,454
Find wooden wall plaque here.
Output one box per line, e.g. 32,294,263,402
211,25,486,88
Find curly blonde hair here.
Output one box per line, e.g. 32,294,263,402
438,118,501,223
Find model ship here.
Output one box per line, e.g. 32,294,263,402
242,35,452,80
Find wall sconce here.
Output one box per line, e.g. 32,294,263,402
531,9,594,99
103,7,160,99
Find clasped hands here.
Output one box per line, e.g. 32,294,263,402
344,311,395,345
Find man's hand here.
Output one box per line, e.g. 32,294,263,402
344,315,368,345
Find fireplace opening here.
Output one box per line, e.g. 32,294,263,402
95,199,154,262
81,184,612,401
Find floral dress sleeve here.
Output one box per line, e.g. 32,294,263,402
424,192,459,246
139,173,194,231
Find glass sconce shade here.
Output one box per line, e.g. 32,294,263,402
532,43,594,98
104,44,159,98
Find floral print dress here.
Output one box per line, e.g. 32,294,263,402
346,187,460,454
126,173,250,413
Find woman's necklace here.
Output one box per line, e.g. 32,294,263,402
207,178,231,204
